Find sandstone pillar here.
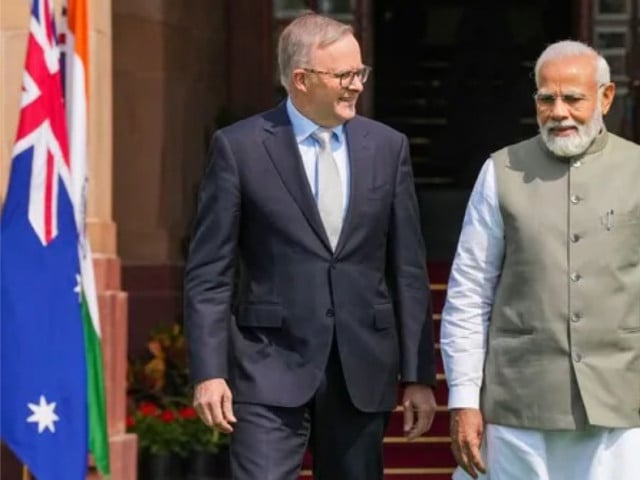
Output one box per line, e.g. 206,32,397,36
112,1,227,357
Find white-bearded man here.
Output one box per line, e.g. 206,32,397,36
441,40,640,479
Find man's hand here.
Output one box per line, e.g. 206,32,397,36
193,378,237,433
450,408,486,479
401,384,437,440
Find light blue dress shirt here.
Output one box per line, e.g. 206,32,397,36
286,98,350,215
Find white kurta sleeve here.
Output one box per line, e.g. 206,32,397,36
440,158,504,409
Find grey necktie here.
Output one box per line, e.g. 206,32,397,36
313,128,343,250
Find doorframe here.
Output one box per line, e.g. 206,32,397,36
575,0,593,41
354,0,374,117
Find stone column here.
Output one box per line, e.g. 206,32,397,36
88,0,137,478
112,0,227,358
0,1,29,202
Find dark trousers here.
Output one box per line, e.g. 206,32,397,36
230,340,389,480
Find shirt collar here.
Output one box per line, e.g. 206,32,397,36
286,97,345,145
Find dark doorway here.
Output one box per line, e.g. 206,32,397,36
373,0,575,259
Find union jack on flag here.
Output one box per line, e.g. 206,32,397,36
0,0,89,478
14,0,72,245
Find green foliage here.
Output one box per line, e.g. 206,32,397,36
179,406,222,453
127,404,188,456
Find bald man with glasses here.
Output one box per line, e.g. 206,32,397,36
442,40,640,480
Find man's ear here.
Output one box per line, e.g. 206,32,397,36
600,82,616,115
292,70,308,92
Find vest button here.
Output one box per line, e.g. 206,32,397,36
570,194,582,205
570,272,581,282
326,308,335,318
572,160,582,168
570,233,580,243
571,312,582,322
573,352,582,362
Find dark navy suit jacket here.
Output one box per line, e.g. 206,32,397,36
184,103,436,412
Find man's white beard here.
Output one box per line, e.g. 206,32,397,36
539,104,604,157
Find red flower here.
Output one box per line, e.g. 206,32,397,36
160,410,175,423
126,416,135,428
138,402,159,416
179,406,198,419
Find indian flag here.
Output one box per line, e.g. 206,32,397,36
62,0,110,475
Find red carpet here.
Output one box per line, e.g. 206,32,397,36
301,263,454,479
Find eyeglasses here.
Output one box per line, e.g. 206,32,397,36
533,84,607,110
533,92,589,109
303,65,372,87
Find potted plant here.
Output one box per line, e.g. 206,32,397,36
128,402,188,480
179,406,230,480
127,323,229,479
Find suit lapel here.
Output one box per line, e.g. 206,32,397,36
334,119,371,256
262,106,332,250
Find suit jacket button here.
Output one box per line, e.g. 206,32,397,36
326,308,335,318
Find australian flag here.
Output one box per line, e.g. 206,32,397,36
0,1,88,479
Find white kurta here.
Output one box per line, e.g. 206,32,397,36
442,159,640,479
452,424,640,480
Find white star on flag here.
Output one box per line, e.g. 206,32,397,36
74,273,82,302
27,395,60,433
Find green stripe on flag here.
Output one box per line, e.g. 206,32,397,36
81,293,110,476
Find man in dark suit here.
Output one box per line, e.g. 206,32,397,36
184,12,437,480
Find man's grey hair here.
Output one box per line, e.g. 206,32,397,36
277,12,353,91
534,40,611,87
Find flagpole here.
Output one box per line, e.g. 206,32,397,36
22,465,31,480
